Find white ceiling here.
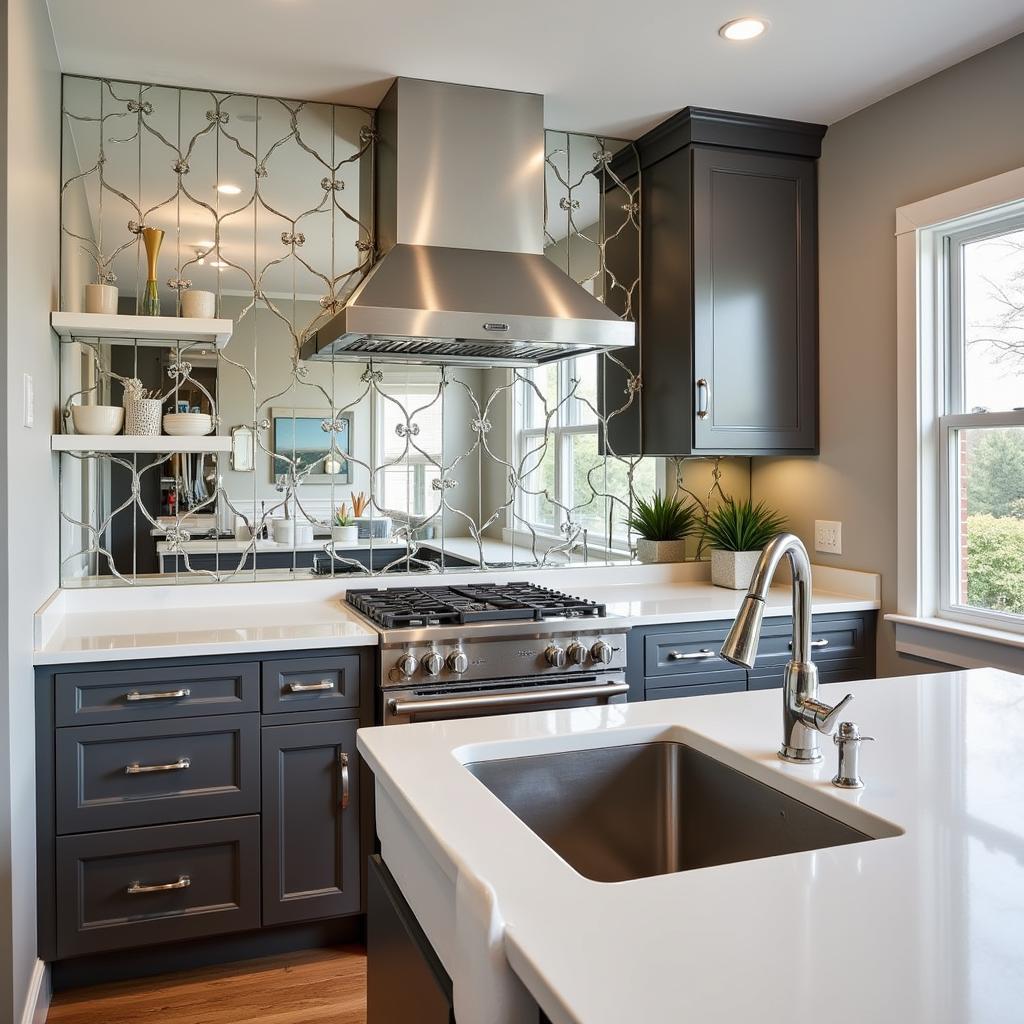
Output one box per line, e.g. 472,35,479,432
46,0,1024,137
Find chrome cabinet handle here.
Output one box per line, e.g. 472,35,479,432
389,682,629,716
695,378,711,420
125,757,191,775
339,751,350,811
125,688,190,702
667,648,715,661
788,639,830,649
127,875,190,895
286,679,335,693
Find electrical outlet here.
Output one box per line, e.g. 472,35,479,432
814,519,842,555
22,373,34,428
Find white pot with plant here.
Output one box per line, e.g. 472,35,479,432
626,492,700,563
332,503,359,544
704,497,788,589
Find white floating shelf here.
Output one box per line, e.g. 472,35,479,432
51,312,233,349
52,435,232,454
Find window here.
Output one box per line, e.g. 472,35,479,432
374,383,443,519
940,215,1024,631
515,355,657,549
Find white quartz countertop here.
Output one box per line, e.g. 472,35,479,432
358,667,1024,1024
33,564,879,665
33,599,380,663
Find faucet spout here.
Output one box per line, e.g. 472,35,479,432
719,532,853,764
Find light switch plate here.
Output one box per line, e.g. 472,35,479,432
22,373,33,428
814,519,842,555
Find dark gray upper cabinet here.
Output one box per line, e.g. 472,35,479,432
599,107,825,457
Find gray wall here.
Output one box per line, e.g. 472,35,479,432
2,0,61,1020
752,32,1024,676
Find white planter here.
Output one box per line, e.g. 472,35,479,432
181,289,216,318
271,519,295,545
332,524,359,544
635,538,688,564
84,283,118,314
124,398,162,436
711,549,763,589
70,404,123,435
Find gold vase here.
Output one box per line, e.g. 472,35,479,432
140,227,164,316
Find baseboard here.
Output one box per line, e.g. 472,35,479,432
21,959,50,1024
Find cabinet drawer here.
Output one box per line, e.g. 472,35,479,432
644,626,735,678
261,655,361,714
56,714,260,834
56,816,260,958
55,662,259,726
752,616,868,670
748,661,869,692
644,666,746,693
645,679,746,700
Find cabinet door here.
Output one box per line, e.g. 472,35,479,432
261,720,360,925
692,147,817,453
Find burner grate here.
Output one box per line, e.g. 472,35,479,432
345,582,606,629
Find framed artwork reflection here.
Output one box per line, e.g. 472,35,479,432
270,407,352,484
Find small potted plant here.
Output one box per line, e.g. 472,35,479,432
625,492,700,563
703,497,787,589
333,503,358,544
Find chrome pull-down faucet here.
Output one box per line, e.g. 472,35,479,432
719,533,854,764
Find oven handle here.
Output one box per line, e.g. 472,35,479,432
388,681,630,717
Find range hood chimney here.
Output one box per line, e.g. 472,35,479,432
300,78,635,367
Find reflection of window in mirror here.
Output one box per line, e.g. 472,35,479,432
374,382,443,517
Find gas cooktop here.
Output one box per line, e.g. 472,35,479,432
345,582,607,629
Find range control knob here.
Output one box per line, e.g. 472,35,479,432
545,645,567,669
590,640,614,666
566,641,588,666
447,648,469,674
396,651,418,678
421,650,444,676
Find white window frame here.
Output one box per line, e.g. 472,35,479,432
372,378,444,519
511,358,665,554
891,166,1024,670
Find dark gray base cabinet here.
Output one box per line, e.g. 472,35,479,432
629,611,877,701
262,719,360,925
37,646,374,970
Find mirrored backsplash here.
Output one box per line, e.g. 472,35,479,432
58,75,749,587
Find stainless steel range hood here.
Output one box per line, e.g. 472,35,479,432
300,78,634,368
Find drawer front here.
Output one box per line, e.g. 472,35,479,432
751,615,867,670
644,625,736,678
645,678,746,700
56,816,260,958
644,666,747,693
55,662,259,726
56,714,260,834
261,655,361,714
748,661,869,692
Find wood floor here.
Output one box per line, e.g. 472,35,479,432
47,946,367,1024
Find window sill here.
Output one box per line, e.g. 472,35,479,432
886,613,1024,672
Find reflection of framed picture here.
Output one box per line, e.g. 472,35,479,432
270,407,352,484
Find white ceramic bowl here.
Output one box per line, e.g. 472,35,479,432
71,404,124,435
163,413,213,436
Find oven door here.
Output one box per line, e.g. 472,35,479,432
381,673,629,726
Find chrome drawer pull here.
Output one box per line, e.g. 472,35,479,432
667,649,715,660
125,688,191,702
286,679,335,693
788,639,830,649
127,875,191,895
339,751,350,811
125,757,191,775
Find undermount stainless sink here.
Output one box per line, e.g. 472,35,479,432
465,741,875,883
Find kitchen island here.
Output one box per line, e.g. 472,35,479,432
358,666,1024,1023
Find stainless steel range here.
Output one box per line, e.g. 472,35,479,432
344,583,629,725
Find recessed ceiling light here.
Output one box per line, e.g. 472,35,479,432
210,260,230,269
216,183,241,195
719,17,768,41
